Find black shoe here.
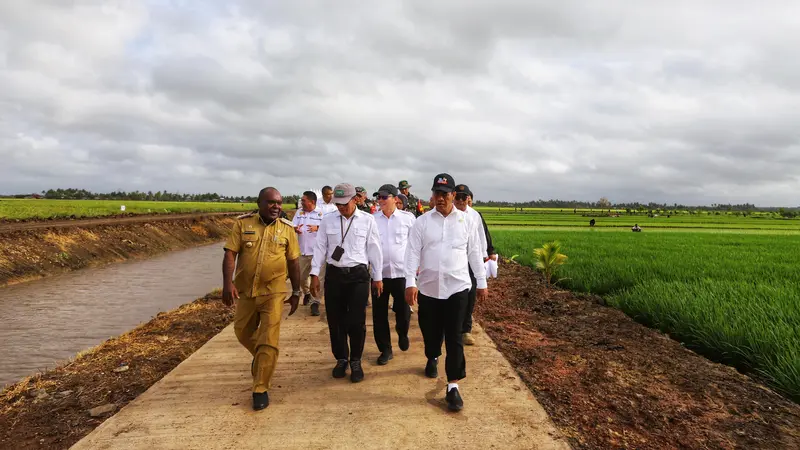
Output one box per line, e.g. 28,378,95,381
398,335,409,351
377,350,393,366
310,303,320,316
252,392,269,411
425,358,438,378
350,360,364,383
446,387,463,412
303,293,311,306
332,359,348,378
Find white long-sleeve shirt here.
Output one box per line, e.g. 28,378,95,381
310,209,383,281
292,208,324,256
373,208,416,279
404,206,487,299
465,205,488,259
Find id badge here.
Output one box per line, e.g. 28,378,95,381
331,245,345,261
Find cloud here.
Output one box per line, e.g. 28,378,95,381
1,1,799,206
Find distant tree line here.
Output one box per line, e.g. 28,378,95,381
13,188,301,206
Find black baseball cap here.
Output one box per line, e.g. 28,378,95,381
454,184,472,197
431,173,455,193
376,184,398,197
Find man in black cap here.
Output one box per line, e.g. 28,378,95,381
371,184,416,365
310,183,383,383
397,180,421,217
404,173,488,412
453,184,495,346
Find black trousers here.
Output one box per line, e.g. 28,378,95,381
325,265,370,361
462,268,478,333
372,277,410,352
418,289,469,381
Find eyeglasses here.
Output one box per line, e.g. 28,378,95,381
455,193,468,201
379,195,393,200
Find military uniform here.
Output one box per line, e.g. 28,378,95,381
224,213,300,394
398,180,421,217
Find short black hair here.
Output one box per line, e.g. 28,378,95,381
322,185,333,193
303,191,317,202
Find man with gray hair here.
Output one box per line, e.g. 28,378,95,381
311,183,383,383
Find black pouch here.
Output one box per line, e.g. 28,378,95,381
331,245,345,261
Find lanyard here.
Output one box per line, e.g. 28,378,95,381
340,215,355,245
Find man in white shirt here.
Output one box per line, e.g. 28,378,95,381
292,191,325,316
454,184,496,346
310,183,383,383
404,173,488,412
371,183,416,365
315,185,338,217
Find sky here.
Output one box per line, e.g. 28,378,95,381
1,1,799,206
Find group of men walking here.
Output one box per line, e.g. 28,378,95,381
222,175,496,412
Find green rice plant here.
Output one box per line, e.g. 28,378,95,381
491,228,800,401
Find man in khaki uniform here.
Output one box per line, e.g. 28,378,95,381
222,187,302,411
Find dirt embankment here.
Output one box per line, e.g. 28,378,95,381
478,260,800,449
0,292,234,450
0,214,237,287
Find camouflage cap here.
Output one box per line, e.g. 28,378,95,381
397,180,412,189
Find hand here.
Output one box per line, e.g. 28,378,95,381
222,284,239,307
405,287,418,306
295,225,303,234
372,280,383,297
307,225,319,233
310,275,320,299
477,288,488,302
284,294,300,316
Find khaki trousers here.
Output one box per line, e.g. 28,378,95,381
299,255,324,305
234,293,285,393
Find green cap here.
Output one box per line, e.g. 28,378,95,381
398,180,412,189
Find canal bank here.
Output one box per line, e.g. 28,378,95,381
0,213,237,287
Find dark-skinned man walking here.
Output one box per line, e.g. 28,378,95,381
404,174,488,412
222,187,302,411
310,183,383,383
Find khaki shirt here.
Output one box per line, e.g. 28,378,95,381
224,214,300,298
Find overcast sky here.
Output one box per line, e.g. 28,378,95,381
2,1,799,206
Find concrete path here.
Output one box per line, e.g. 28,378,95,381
73,303,569,450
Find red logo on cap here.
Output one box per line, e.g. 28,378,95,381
437,177,448,184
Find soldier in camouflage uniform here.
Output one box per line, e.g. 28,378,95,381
355,186,373,213
397,180,421,217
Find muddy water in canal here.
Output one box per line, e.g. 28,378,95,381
0,243,225,387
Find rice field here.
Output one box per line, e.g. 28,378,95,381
0,199,258,220
491,226,800,401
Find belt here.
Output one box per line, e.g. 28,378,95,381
327,264,367,274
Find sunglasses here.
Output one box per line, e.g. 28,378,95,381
379,195,393,200
455,193,469,201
